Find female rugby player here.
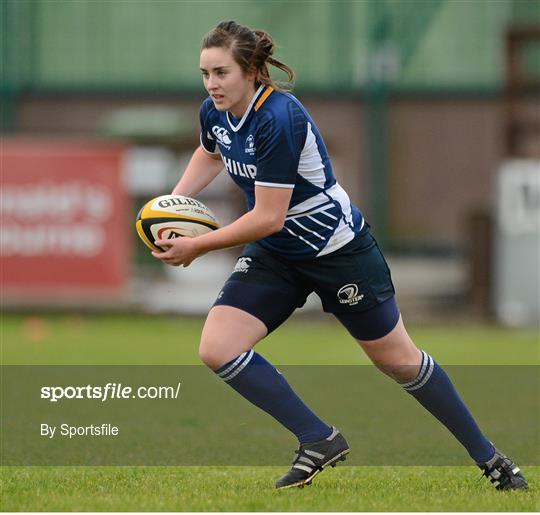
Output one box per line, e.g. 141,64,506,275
153,21,527,491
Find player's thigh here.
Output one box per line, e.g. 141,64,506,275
305,227,421,378
199,305,267,369
302,226,396,336
199,243,309,369
337,294,421,381
353,311,421,381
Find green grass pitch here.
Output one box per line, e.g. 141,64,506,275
1,313,539,511
2,466,539,511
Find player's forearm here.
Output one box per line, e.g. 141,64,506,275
171,146,223,197
193,209,283,254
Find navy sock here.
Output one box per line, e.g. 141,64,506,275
401,351,495,463
215,350,332,443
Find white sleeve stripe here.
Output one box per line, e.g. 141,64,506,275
199,134,220,155
255,181,295,189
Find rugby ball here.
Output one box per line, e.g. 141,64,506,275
136,195,220,252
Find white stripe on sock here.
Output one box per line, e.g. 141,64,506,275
222,350,255,382
405,355,434,391
400,351,428,389
218,352,248,378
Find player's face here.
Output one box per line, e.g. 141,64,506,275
200,47,256,118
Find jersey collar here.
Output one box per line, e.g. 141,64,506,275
226,85,266,133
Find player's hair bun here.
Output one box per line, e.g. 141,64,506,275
252,30,274,63
202,20,295,90
215,20,245,37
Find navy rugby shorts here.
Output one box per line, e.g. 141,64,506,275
213,224,400,341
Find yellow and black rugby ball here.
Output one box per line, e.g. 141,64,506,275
136,195,220,252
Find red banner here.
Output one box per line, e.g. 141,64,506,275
1,138,130,301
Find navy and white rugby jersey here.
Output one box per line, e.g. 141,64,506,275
199,85,364,260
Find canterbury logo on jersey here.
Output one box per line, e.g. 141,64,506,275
222,156,256,180
212,126,232,149
234,257,252,273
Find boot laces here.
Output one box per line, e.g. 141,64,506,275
480,455,517,486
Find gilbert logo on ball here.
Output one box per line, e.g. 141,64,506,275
136,195,220,252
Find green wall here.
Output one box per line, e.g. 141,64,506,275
2,0,539,92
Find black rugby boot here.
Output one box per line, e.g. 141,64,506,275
477,447,528,490
275,427,349,489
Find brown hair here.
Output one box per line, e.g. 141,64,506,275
201,20,295,91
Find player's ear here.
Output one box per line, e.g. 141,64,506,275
246,65,257,83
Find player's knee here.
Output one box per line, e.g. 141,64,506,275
198,347,223,370
198,337,224,370
369,348,422,382
374,361,418,383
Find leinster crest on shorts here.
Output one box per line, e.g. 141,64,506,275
337,283,364,306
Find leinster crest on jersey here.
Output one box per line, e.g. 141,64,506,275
245,134,256,155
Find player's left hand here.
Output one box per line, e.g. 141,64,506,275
152,237,201,267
